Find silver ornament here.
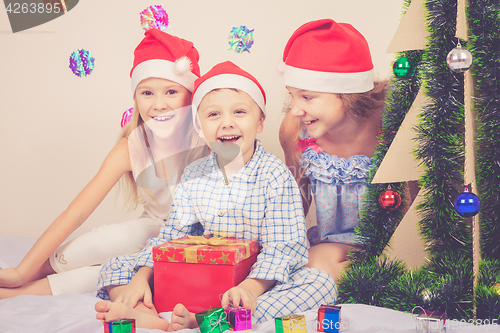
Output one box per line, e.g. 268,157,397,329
446,44,473,73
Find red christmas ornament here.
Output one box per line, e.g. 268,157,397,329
378,187,402,210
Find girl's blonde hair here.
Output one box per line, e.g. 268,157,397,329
279,79,389,215
118,98,208,211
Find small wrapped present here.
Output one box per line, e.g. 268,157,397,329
275,314,307,333
196,307,230,333
153,236,259,313
415,308,446,333
103,318,136,333
225,307,251,331
317,304,341,333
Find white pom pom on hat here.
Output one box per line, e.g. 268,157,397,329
174,56,192,74
282,19,374,93
130,29,200,94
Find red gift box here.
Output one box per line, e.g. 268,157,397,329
153,236,259,313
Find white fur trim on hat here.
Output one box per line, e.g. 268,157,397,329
283,64,374,94
131,59,198,94
191,74,266,133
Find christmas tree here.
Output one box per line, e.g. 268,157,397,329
338,0,500,320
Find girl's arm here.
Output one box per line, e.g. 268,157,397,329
279,112,312,216
0,138,132,288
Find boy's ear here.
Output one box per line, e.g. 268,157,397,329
257,112,265,133
195,113,205,139
192,109,203,137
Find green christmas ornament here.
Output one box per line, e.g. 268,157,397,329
392,57,415,79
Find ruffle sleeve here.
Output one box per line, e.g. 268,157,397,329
300,148,373,185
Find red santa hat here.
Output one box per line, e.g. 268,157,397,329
131,29,200,94
281,19,374,93
191,61,266,133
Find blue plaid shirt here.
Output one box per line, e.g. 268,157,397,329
133,140,308,283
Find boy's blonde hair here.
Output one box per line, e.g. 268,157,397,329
279,79,389,215
201,88,266,119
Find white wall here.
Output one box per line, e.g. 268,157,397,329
0,0,404,237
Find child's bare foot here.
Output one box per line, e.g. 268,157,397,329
95,300,169,331
169,303,198,331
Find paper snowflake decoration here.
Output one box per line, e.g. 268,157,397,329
228,25,254,53
69,49,95,77
140,5,169,32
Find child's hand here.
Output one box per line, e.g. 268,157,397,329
113,275,153,309
222,278,276,313
221,286,257,313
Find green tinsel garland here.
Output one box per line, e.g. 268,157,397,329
350,51,421,262
381,253,473,318
337,257,406,306
468,0,500,319
412,0,473,319
338,0,423,310
380,267,435,312
339,0,476,320
415,0,471,260
468,0,500,261
476,259,500,319
349,2,423,262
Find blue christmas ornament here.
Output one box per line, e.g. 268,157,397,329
454,189,480,217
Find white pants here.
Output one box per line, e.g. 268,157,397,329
47,215,162,295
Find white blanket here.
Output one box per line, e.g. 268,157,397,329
0,237,492,333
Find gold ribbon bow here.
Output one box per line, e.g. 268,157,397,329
170,236,228,246
161,236,251,264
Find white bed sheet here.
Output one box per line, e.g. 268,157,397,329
0,236,496,333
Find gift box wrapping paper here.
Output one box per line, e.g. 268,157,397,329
275,314,307,333
225,307,252,331
153,237,259,313
317,304,341,333
196,307,230,333
103,319,136,333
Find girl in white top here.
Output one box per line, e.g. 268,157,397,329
0,28,208,298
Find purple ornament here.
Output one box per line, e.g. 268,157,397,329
69,49,95,77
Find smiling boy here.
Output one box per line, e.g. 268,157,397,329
95,61,335,331
196,88,263,166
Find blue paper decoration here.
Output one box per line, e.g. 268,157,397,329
228,25,254,53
